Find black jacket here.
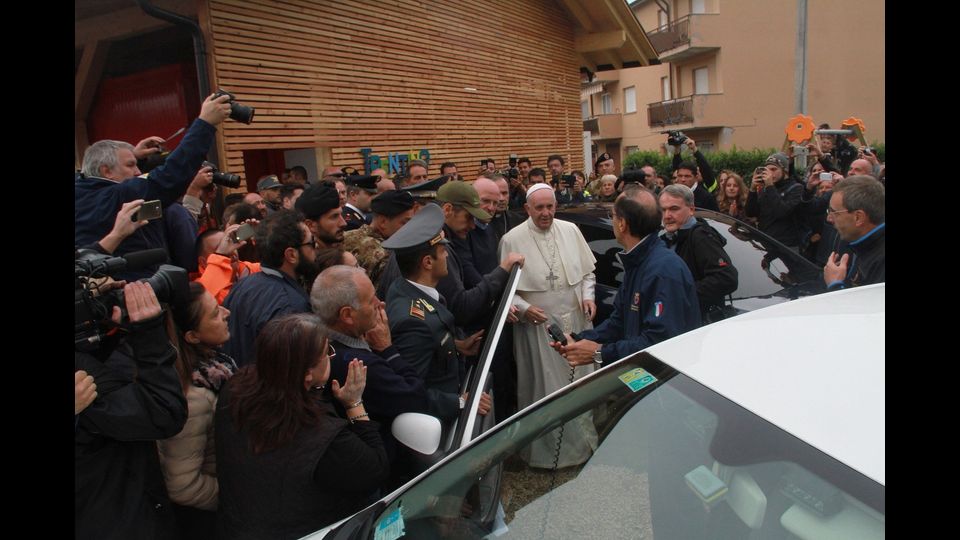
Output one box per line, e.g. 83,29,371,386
75,316,188,540
745,176,803,247
828,224,885,290
672,150,719,211
436,224,509,328
216,386,387,540
662,218,739,318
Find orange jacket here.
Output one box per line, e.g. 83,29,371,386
195,254,261,304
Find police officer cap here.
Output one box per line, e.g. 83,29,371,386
295,183,340,220
370,190,415,217
381,203,450,253
595,152,613,169
345,174,379,193
400,175,450,199
257,175,282,192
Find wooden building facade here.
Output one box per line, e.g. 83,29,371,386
77,0,657,187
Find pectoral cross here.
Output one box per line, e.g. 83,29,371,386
546,270,559,290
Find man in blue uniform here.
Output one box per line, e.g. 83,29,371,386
553,186,701,366
342,174,378,231
384,205,491,422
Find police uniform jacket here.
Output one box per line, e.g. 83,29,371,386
386,279,463,421
578,233,701,363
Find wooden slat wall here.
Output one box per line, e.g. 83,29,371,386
205,0,584,182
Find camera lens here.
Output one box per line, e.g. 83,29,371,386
230,103,255,124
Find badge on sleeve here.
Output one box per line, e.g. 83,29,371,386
718,258,729,267
654,301,664,317
410,300,425,320
631,292,640,312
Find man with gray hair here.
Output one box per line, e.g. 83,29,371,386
659,184,738,322
311,265,430,460
75,93,232,279
823,176,885,289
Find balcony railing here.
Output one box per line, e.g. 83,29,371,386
646,16,691,54
647,97,693,127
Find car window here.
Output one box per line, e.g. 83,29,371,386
359,353,883,540
578,219,623,288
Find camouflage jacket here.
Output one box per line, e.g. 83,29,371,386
342,224,388,288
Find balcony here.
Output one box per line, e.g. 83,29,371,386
645,15,720,63
583,113,622,141
647,93,727,130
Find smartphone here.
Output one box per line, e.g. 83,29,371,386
233,222,256,242
754,166,766,177
560,174,577,187
546,323,567,345
862,147,873,156
132,200,162,222
819,172,833,182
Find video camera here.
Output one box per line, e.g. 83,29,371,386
667,130,688,146
74,249,190,351
201,161,242,188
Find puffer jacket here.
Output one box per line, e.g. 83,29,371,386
157,385,219,510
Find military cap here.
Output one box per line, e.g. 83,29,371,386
382,203,449,253
370,190,415,217
295,183,340,220
595,152,613,169
400,175,450,200
344,174,379,193
257,175,282,192
436,180,492,221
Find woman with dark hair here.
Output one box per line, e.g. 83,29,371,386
215,313,387,539
158,282,238,538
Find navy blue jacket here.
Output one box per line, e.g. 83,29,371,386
579,234,701,363
163,202,199,273
451,223,499,290
75,119,216,279
437,224,509,329
222,267,311,367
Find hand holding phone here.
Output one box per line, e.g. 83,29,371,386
131,200,162,222
546,323,567,345
232,222,256,243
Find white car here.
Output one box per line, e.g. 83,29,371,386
306,283,885,540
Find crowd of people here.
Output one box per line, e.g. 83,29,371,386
74,93,885,539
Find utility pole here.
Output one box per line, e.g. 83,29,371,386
795,0,808,114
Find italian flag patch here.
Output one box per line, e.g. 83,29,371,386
654,301,664,317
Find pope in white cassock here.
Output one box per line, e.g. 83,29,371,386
498,183,599,468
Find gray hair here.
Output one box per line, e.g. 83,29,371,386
81,140,135,178
660,183,695,207
310,265,366,325
834,175,885,224
600,174,618,185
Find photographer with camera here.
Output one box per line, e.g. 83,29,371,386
76,93,233,281
75,280,189,539
668,133,719,211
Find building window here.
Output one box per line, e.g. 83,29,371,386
601,93,612,114
624,87,637,114
625,146,639,156
691,0,706,14
661,77,671,101
694,67,709,94
697,140,715,152
581,100,590,120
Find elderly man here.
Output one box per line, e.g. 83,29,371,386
499,183,598,468
311,265,429,459
342,190,416,290
75,93,231,279
823,176,885,289
659,184,738,322
846,158,874,178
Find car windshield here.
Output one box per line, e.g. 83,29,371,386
354,352,884,540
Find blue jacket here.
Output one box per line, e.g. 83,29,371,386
579,233,701,363
222,267,311,367
75,119,216,279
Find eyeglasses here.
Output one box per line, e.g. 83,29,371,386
825,208,851,216
301,238,316,248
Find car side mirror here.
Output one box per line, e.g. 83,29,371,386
392,413,442,455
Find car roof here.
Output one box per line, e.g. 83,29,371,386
644,283,885,485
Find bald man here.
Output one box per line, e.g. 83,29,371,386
847,158,874,178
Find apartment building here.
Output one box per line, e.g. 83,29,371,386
582,0,884,166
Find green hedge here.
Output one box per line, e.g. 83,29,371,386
622,141,884,179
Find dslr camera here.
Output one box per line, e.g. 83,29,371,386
212,88,255,124
202,161,242,188
505,154,519,180
667,130,688,146
75,249,191,351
